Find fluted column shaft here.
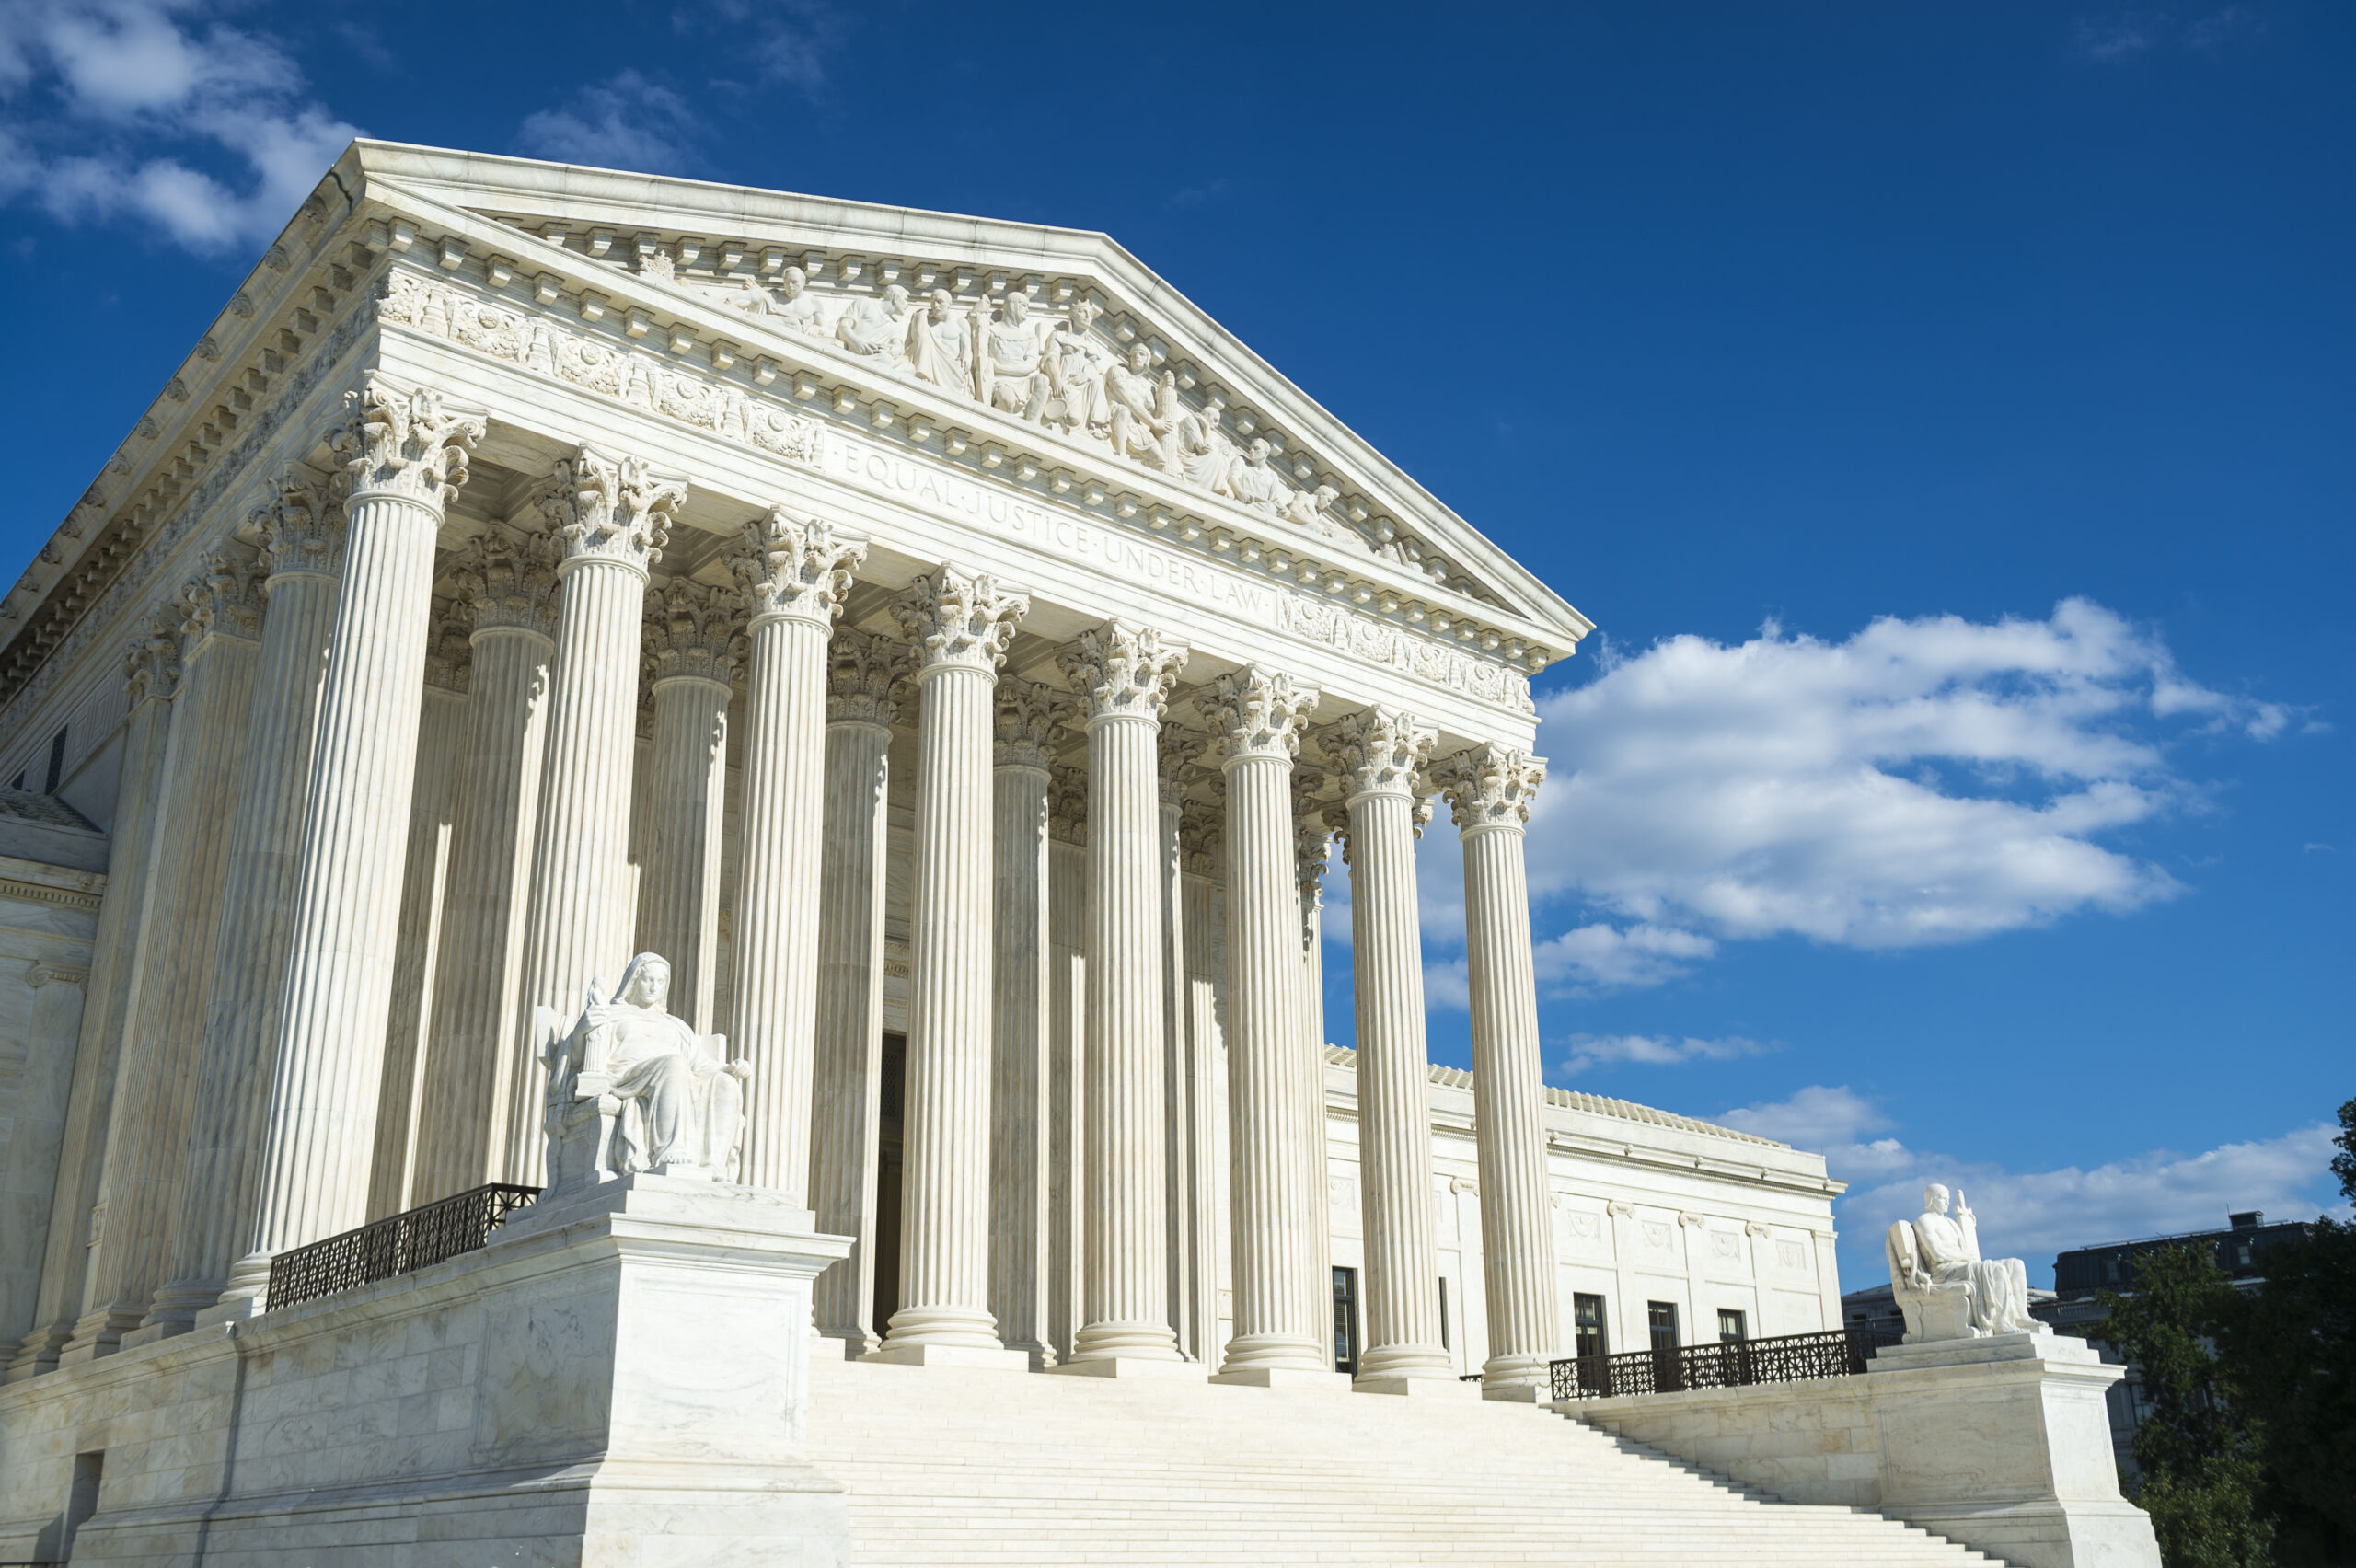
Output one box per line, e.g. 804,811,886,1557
150,489,341,1327
1439,745,1560,1389
731,513,861,1198
1333,709,1450,1383
414,612,553,1198
1156,784,1195,1357
638,673,731,1029
72,561,260,1357
1179,856,1226,1366
1202,669,1324,1374
1297,789,1337,1365
811,691,892,1350
239,382,481,1276
989,748,1053,1365
1045,770,1087,1365
1062,620,1188,1365
883,566,1025,1352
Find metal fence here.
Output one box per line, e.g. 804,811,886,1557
1549,1324,1903,1402
266,1183,540,1311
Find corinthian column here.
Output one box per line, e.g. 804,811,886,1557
873,564,1027,1365
507,448,685,1185
1295,772,1337,1366
1198,667,1330,1380
150,475,343,1331
235,380,481,1288
1156,731,1205,1359
636,577,742,1032
1057,620,1191,1372
69,556,261,1358
991,678,1063,1367
1045,765,1087,1364
731,510,863,1198
1433,744,1560,1396
1324,707,1457,1392
412,527,560,1198
811,629,907,1355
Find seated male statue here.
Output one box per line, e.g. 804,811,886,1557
537,951,751,1192
1887,1182,2039,1341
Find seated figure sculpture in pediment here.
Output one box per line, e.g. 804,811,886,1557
1887,1183,2039,1342
975,290,1055,419
537,952,751,1193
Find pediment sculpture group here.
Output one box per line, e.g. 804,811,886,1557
708,270,1449,581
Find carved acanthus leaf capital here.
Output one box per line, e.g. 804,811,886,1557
996,677,1071,770
179,547,264,647
645,577,742,686
329,376,484,510
1058,619,1189,725
826,628,913,726
1431,743,1546,835
890,564,1027,676
423,599,472,692
452,526,562,637
1291,768,1332,896
1157,731,1208,805
124,606,183,703
1323,707,1437,803
1198,665,1321,767
1181,801,1224,879
538,446,686,573
252,466,347,581
733,509,866,628
1048,762,1089,845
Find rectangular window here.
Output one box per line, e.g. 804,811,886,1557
1718,1309,1748,1344
1573,1293,1608,1361
1647,1301,1680,1354
1333,1267,1359,1376
1438,1276,1449,1351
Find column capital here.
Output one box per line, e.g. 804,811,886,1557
1322,707,1436,803
890,563,1026,677
1157,731,1207,806
123,606,184,703
826,627,913,727
329,375,483,509
537,445,686,575
1291,768,1331,901
179,545,264,651
645,576,744,688
1179,801,1222,880
1197,665,1320,767
452,526,561,639
251,466,346,582
733,508,866,629
996,676,1071,770
423,600,472,693
1431,743,1546,836
1058,618,1188,727
1048,762,1088,845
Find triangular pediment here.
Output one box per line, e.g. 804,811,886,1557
349,142,1591,649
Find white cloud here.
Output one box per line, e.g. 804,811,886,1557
0,0,358,253
1560,1032,1771,1076
1715,1083,2345,1286
1512,599,2296,989
516,70,703,176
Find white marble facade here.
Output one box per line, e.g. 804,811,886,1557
0,142,1867,1557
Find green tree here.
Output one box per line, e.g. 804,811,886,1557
2087,1243,2273,1568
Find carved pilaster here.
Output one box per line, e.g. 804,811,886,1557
537,446,686,574
253,467,347,582
996,678,1069,771
1057,619,1188,725
733,509,865,629
329,375,484,508
890,563,1027,675
826,628,912,727
1198,666,1320,767
1431,744,1546,836
451,528,561,638
124,609,183,704
644,577,743,687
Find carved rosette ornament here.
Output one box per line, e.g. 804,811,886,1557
826,628,912,727
538,446,687,574
252,467,347,582
178,547,265,648
1198,665,1320,767
889,564,1027,677
1431,743,1546,837
1057,619,1189,727
733,509,866,629
643,577,743,687
329,376,485,508
1157,731,1208,805
450,528,561,637
124,608,184,703
995,677,1068,771
1048,763,1088,845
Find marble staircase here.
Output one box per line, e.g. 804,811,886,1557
806,1352,2006,1566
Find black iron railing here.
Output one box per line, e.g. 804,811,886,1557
266,1183,540,1310
1549,1325,1903,1401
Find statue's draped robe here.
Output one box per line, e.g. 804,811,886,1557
588,1005,743,1173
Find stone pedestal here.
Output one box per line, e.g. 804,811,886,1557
2,1177,853,1567
1571,1331,2160,1568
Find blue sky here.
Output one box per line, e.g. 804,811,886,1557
1,0,2347,1286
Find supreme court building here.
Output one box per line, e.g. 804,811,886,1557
0,144,1958,1567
